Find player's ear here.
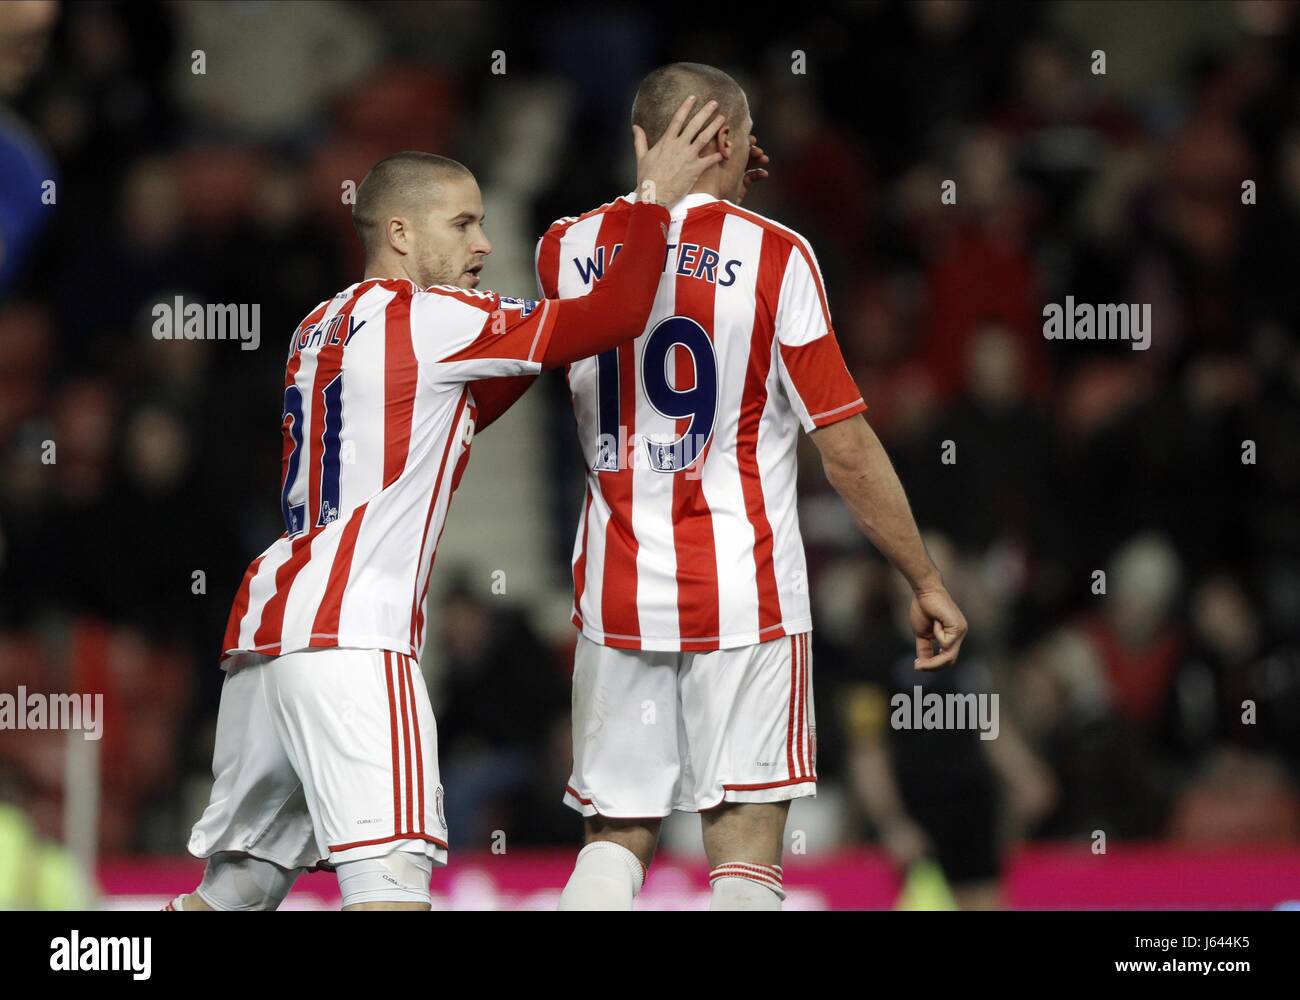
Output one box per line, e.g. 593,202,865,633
386,217,409,256
717,123,733,159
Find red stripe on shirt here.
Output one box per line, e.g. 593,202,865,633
722,203,833,332
309,500,368,642
592,211,641,645
670,210,723,646
221,553,265,656
382,287,418,487
414,406,474,651
737,231,791,636
408,388,469,651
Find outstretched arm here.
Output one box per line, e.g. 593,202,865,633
467,196,670,429
537,96,725,369
810,414,968,670
536,200,669,369
467,95,728,428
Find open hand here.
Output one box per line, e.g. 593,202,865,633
633,96,726,210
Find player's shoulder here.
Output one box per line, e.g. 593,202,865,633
418,283,500,314
540,194,636,241
322,277,416,310
715,200,820,263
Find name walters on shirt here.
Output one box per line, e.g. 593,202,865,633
572,242,743,287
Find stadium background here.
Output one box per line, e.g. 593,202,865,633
1,0,1299,908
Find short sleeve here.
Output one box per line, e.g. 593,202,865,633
411,286,558,385
773,242,867,432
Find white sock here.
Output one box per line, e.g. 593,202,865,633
709,862,784,910
163,894,186,911
557,841,646,911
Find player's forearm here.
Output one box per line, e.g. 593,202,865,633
540,201,669,369
813,415,942,593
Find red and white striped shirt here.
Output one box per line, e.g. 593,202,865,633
221,278,557,662
537,193,866,652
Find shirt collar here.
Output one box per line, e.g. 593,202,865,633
624,191,722,216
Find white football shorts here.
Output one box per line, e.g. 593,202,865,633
189,646,448,870
563,631,817,817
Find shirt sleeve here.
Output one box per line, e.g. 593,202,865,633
773,240,867,432
535,223,567,300
411,286,558,386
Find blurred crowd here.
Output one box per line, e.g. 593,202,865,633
1,0,1298,902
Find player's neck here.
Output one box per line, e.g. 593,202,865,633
687,173,726,202
362,257,419,286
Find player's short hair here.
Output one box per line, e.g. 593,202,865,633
352,151,472,260
631,62,748,146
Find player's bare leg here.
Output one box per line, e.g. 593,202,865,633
701,801,789,910
557,816,660,910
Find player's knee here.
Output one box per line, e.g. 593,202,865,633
336,849,432,910
195,852,301,911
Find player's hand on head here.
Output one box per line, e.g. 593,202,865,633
737,134,770,205
634,95,726,210
909,586,967,671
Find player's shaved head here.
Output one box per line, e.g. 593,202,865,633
631,62,748,146
352,151,473,261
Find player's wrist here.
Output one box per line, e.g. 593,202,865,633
908,565,945,595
